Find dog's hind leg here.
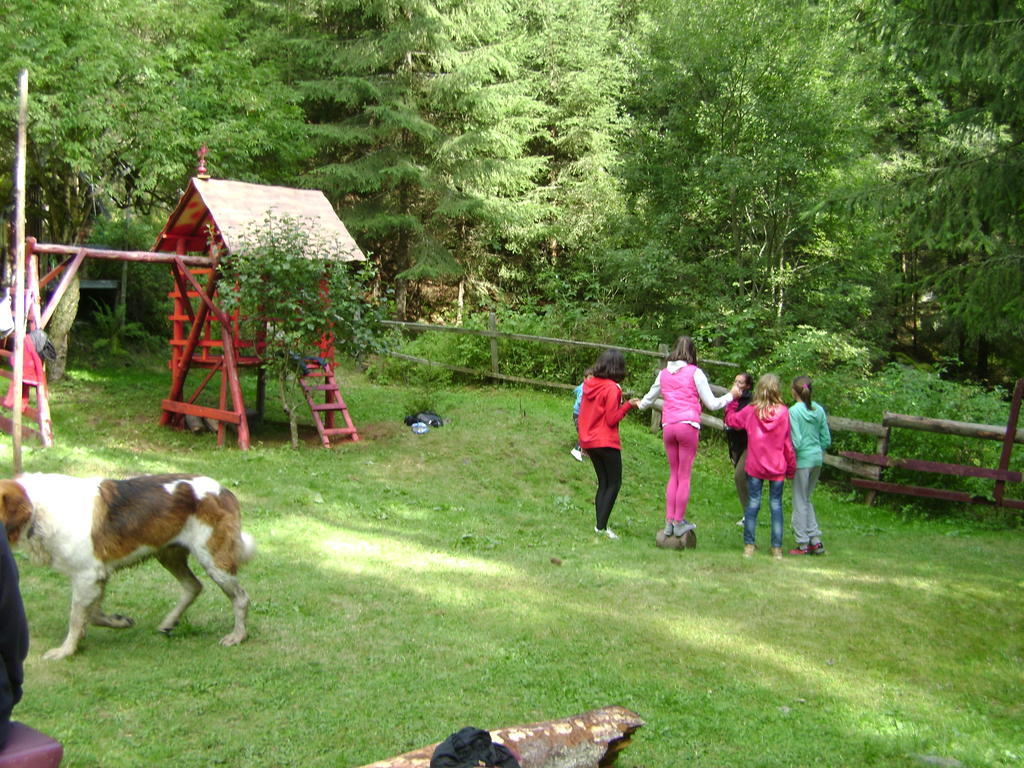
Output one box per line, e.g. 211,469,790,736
155,545,203,634
192,550,249,647
44,575,105,660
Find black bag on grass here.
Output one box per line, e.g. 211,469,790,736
429,727,520,768
404,411,443,428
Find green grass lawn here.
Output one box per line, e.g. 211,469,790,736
4,360,1022,768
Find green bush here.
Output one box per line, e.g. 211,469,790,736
843,364,1019,502
368,307,668,394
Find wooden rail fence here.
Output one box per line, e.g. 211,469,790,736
381,314,737,391
382,317,1022,510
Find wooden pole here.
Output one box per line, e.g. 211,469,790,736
883,411,1024,444
994,379,1023,504
488,311,499,377
11,70,28,473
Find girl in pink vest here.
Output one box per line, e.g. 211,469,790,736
638,336,733,537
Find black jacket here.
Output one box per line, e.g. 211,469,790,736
725,390,753,466
430,727,520,768
0,535,29,749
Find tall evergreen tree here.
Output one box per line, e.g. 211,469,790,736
280,0,547,318
860,0,1024,378
492,0,635,322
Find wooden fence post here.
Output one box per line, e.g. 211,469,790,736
488,311,499,377
994,379,1024,505
865,426,891,507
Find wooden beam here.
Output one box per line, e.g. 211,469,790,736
39,247,86,329
994,379,1023,504
840,451,1021,482
160,400,242,425
380,320,737,367
828,415,888,438
851,478,974,504
883,411,1024,444
823,452,881,479
30,242,213,267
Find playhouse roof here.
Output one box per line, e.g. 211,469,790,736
153,177,366,262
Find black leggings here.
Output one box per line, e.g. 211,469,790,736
588,447,622,530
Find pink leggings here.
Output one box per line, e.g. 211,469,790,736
663,422,700,523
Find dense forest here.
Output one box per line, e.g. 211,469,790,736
1,0,1021,391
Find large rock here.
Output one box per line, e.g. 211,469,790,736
655,529,696,549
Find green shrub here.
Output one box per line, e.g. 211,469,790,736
368,308,669,395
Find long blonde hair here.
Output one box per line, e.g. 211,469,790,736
752,373,785,419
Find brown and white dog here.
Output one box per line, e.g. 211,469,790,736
0,473,254,660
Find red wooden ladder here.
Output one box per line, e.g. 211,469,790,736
297,358,359,447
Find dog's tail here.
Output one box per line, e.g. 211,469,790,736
237,531,256,564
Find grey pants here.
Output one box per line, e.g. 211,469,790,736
791,466,823,545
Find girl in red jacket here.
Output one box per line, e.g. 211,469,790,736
725,373,796,559
577,349,639,539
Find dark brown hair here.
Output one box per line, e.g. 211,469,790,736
792,375,814,410
669,336,697,365
591,348,627,383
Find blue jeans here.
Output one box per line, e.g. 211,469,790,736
745,476,784,548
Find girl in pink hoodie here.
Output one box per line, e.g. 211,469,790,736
725,373,796,559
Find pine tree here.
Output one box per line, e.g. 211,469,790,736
280,0,547,318
862,0,1024,377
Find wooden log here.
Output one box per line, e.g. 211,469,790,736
827,415,887,438
160,400,242,425
29,241,212,267
656,529,696,549
354,705,644,768
883,411,1024,444
380,320,736,367
840,451,1021,483
823,453,881,479
851,478,975,504
39,248,86,329
386,351,576,391
852,478,1024,510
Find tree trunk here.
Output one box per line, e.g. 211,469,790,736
45,274,79,381
278,372,300,448
395,280,408,321
976,335,989,382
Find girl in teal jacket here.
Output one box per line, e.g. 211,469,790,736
788,376,831,555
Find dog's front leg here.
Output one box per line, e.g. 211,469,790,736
43,575,104,660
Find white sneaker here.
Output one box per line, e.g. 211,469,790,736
736,519,744,527
595,526,619,540
570,448,583,462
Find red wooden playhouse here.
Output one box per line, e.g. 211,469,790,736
2,175,366,450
